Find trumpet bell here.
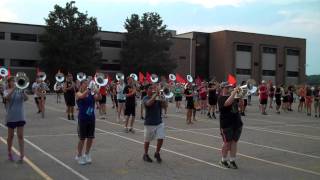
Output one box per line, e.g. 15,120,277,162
186,75,193,83
0,67,8,77
55,72,65,83
129,73,138,81
15,72,30,90
151,74,158,83
77,72,87,82
116,73,124,81
169,74,176,81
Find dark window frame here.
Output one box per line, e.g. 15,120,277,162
10,59,38,67
287,71,299,77
11,33,37,42
0,58,4,66
236,45,252,52
236,68,251,75
0,32,5,40
263,47,277,54
100,40,122,48
100,63,121,71
262,70,276,76
286,49,300,56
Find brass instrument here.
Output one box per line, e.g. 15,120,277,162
15,72,30,90
116,73,124,81
38,72,47,81
150,74,159,83
234,79,257,99
94,73,108,87
77,72,87,82
0,67,8,77
129,73,138,81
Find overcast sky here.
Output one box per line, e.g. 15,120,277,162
1,0,319,75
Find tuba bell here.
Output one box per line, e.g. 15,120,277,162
77,72,87,82
150,74,159,83
94,73,108,87
0,67,8,77
129,73,138,81
55,72,65,83
169,74,176,81
15,72,30,90
116,73,124,81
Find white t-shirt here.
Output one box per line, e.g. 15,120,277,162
32,82,39,98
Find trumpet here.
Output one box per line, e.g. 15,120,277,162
234,79,257,99
15,72,30,90
77,72,87,82
116,73,124,81
0,67,8,77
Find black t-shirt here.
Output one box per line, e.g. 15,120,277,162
218,96,243,129
123,85,136,106
275,88,281,100
306,89,312,96
208,87,216,99
140,85,147,97
184,88,193,103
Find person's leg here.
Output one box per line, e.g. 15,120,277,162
230,141,237,160
125,116,129,129
7,128,14,159
144,141,150,154
192,109,196,122
85,138,93,154
186,109,191,124
130,116,135,130
221,142,231,161
77,139,85,157
17,127,24,160
156,139,164,153
140,103,144,119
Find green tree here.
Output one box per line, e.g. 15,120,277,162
121,12,176,76
39,1,102,79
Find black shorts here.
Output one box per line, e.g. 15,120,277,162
99,95,107,104
78,120,95,140
117,99,125,103
300,97,305,102
64,94,75,106
124,104,136,116
220,127,242,142
34,97,39,105
208,97,217,106
243,99,247,107
6,121,26,129
260,99,268,105
186,101,194,109
175,96,182,102
276,99,281,106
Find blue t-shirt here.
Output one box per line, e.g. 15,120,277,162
77,94,95,122
143,96,162,126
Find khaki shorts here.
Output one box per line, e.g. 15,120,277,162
144,123,165,142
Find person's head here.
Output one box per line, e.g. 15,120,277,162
220,82,232,95
79,79,88,91
127,76,133,85
7,76,15,89
146,84,154,96
261,80,266,85
67,73,73,81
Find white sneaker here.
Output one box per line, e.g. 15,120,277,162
84,153,92,164
77,156,86,165
75,155,80,161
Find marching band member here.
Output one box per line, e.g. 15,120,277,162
238,81,246,116
109,81,118,109
142,84,165,163
75,79,101,165
298,86,306,112
184,83,194,124
37,78,48,118
314,86,320,118
218,82,243,169
123,76,137,133
207,81,219,119
139,78,149,120
199,81,208,115
174,83,183,113
282,87,290,112
54,80,63,104
305,85,313,116
63,73,76,120
31,78,41,113
259,80,268,115
275,86,282,114
116,79,126,122
98,84,107,119
268,82,275,109
4,77,28,162
160,76,169,118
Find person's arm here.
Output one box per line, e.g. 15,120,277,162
76,89,89,100
224,88,237,107
94,90,102,101
4,88,15,100
23,91,28,101
126,87,137,97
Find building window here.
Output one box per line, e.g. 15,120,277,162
236,45,252,52
10,59,38,67
286,49,300,56
179,56,186,60
263,47,277,54
287,71,299,77
0,59,4,66
262,70,276,76
11,33,37,42
236,68,251,75
0,32,5,40
100,64,121,71
100,40,122,48
112,59,120,63
101,59,109,63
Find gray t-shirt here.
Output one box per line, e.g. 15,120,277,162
143,96,162,126
4,89,25,123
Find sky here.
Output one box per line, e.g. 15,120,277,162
0,0,319,75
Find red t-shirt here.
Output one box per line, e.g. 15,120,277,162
199,87,207,98
259,85,268,100
99,86,107,96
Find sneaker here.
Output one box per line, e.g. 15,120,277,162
143,154,153,163
75,155,80,161
229,161,238,169
315,115,318,118
8,153,14,161
207,113,212,119
219,160,230,168
262,112,268,115
77,156,86,165
84,153,92,164
141,116,145,120
17,156,24,164
212,113,216,119
129,128,135,134
154,153,162,163
71,115,75,120
124,128,129,133
67,115,70,120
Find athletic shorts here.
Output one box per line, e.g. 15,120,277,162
220,126,242,142
99,95,107,104
208,97,217,106
175,96,182,102
6,121,26,129
299,97,305,102
117,99,125,103
306,96,313,104
124,104,136,116
260,99,268,105
243,99,248,107
64,95,75,106
276,99,281,106
34,97,39,105
78,120,95,140
186,101,194,110
144,123,165,142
